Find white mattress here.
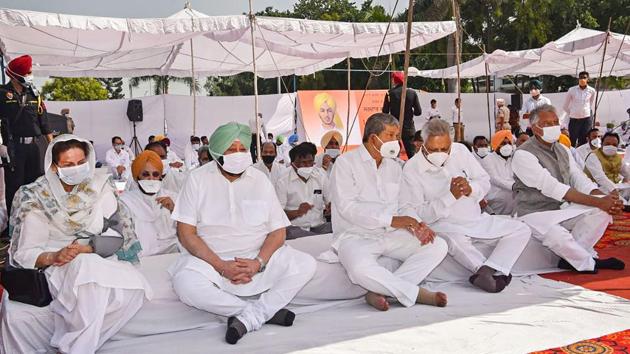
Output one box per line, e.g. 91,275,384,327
2,235,623,354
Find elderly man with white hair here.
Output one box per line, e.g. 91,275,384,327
512,104,625,273
400,119,531,293
327,112,448,311
169,122,316,345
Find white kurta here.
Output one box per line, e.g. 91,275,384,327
183,142,200,170
326,145,448,307
523,95,552,114
161,169,187,193
480,152,516,215
399,143,530,275
511,142,611,271
11,183,152,354
105,148,132,180
120,187,179,257
253,160,287,190
169,162,316,332
276,167,329,229
574,143,596,170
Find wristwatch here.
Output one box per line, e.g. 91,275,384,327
255,256,267,273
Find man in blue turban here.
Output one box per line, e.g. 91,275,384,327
169,122,317,345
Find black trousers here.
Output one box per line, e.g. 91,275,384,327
250,133,263,163
4,142,43,217
568,117,592,147
401,130,416,159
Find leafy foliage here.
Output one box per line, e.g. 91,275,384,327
41,78,109,101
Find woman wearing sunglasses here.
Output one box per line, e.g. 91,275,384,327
120,150,179,257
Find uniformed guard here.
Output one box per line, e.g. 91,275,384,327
0,55,52,216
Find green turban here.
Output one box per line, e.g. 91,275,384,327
208,122,251,159
529,79,542,90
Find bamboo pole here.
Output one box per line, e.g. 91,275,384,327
398,0,414,158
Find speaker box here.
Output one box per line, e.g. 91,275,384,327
510,94,522,111
126,99,143,122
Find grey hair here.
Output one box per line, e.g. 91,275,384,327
362,113,399,142
529,104,557,125
421,118,451,142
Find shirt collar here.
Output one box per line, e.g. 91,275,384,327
359,144,375,162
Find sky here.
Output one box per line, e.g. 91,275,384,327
0,0,399,17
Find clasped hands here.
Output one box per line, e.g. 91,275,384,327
391,216,435,245
217,257,262,285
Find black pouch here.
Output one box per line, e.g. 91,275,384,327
0,265,52,307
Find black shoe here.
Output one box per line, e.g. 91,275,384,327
558,259,598,274
595,257,625,270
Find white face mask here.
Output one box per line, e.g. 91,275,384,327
138,179,162,194
114,144,124,152
23,74,34,85
375,136,400,159
192,143,201,151
499,144,514,157
590,137,602,149
602,145,618,156
57,162,91,186
539,125,561,143
161,159,171,175
476,147,490,158
530,89,540,97
220,152,252,175
296,166,314,179
423,145,449,167
325,148,340,158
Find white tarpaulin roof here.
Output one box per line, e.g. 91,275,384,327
0,7,456,78
411,27,630,78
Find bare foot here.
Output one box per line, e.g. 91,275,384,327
417,287,448,307
365,291,390,311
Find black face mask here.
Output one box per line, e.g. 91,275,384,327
262,155,276,164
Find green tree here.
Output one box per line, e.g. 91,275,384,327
97,78,125,99
129,75,200,95
41,78,109,101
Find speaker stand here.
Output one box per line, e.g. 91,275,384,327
129,121,142,156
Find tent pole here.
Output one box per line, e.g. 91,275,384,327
346,57,351,150
594,17,612,124
398,0,414,158
190,38,197,136
484,54,492,138
249,0,261,161
452,0,462,140
0,52,5,85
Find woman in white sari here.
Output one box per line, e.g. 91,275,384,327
120,150,179,257
8,134,152,354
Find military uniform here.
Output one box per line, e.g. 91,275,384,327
0,82,50,215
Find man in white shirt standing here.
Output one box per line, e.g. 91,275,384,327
327,113,448,311
574,128,601,170
276,142,332,239
169,122,316,345
400,119,530,293
512,104,624,273
428,99,440,120
105,136,131,180
481,130,518,215
563,71,596,147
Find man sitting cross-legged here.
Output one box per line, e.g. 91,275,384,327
399,119,531,293
327,112,448,311
512,104,625,273
169,122,316,345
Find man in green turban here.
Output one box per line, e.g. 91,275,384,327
169,121,317,345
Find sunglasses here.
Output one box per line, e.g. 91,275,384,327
141,171,161,178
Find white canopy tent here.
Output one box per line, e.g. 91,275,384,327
0,7,456,78
410,27,630,79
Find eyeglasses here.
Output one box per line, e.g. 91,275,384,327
141,171,161,178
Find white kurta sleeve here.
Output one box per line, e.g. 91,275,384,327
565,146,599,194
330,158,393,229
263,178,291,233
12,210,52,269
584,153,616,193
275,174,289,209
321,171,331,204
512,149,570,201
399,165,457,224
462,147,491,202
172,173,199,226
